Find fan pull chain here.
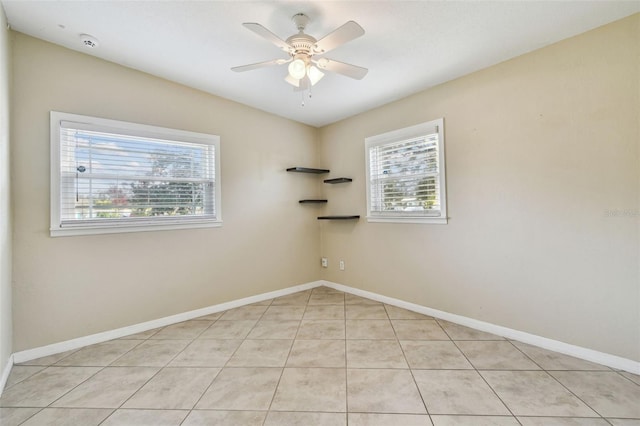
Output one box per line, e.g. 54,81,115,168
301,91,305,107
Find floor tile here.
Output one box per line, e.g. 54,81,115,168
168,339,242,367
0,408,40,426
265,411,347,425
431,415,520,425
413,370,510,415
51,366,158,408
226,339,292,367
271,291,311,306
517,417,610,425
312,286,342,295
481,370,597,417
391,319,449,340
261,305,305,320
347,368,426,414
271,368,346,412
15,350,78,367
100,409,188,425
123,367,219,409
607,419,640,426
551,371,640,418
345,294,382,305
349,413,431,425
297,319,345,339
619,371,640,385
150,320,213,339
20,408,112,426
437,320,504,340
4,366,45,388
511,342,609,371
346,304,389,319
384,305,432,319
110,339,190,367
246,319,300,339
308,292,345,305
303,304,345,320
347,340,407,368
218,305,268,320
0,367,100,407
400,340,473,369
195,367,281,410
183,410,266,425
346,319,396,339
197,319,257,339
286,339,346,367
456,341,540,370
55,340,141,366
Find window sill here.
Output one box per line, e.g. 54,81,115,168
366,216,448,225
50,219,223,237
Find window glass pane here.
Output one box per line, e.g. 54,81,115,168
369,134,440,215
59,123,216,224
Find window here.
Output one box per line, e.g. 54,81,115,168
365,118,447,224
50,111,221,236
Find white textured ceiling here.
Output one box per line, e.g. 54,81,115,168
2,1,639,127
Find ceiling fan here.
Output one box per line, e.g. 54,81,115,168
232,13,368,96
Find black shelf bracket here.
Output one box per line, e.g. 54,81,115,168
324,177,352,184
287,167,330,174
317,215,360,220
299,199,328,204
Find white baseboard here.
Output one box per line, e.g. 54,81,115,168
10,279,639,376
321,280,640,375
12,281,323,364
0,354,13,397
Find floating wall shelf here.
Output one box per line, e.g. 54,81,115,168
324,177,352,184
288,167,358,220
286,167,330,174
318,215,360,220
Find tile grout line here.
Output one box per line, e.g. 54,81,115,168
262,289,312,423
445,330,522,425
99,310,228,424
386,303,434,425
185,298,275,423
508,340,612,423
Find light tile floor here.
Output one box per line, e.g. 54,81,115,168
1,286,639,425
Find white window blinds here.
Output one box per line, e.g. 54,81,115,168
365,119,447,224
51,112,221,236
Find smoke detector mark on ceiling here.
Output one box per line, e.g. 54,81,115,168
79,33,99,49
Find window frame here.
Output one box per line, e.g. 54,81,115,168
50,111,222,237
365,118,447,224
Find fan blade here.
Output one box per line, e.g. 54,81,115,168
231,58,290,72
314,21,364,54
242,23,293,53
314,58,368,80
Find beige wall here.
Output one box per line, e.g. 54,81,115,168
9,15,640,363
319,15,639,361
11,33,321,351
0,5,12,369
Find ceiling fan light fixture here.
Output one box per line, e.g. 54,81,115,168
288,58,306,80
285,74,300,87
307,65,324,86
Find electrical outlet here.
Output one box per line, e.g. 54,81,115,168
339,260,345,271
321,257,328,268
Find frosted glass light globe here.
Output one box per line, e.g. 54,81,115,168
288,59,306,80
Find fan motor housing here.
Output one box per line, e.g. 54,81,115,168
286,33,317,56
